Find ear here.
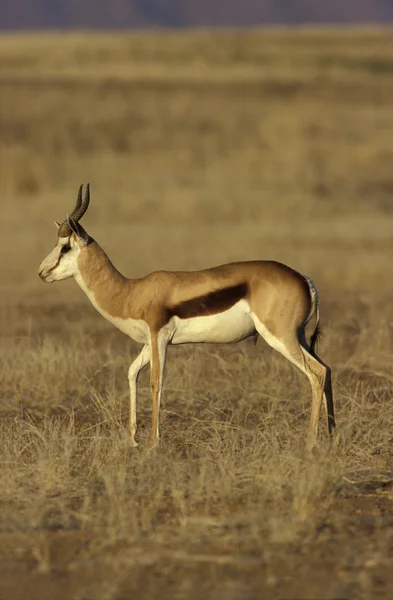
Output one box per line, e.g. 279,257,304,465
54,221,61,230
67,215,89,247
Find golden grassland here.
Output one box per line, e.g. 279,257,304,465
1,28,393,599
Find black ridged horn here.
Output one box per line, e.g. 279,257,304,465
58,184,90,237
72,183,90,222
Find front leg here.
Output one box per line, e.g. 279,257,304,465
128,345,150,446
149,330,169,447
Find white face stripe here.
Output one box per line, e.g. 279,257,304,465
38,236,80,282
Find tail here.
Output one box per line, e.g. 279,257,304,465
310,312,323,356
303,274,322,356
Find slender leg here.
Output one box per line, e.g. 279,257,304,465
149,331,168,447
299,348,327,449
252,319,327,450
316,359,335,436
128,345,150,447
298,329,335,436
323,363,335,435
312,359,335,436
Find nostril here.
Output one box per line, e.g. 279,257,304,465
38,269,46,280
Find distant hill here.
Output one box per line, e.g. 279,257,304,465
2,0,393,30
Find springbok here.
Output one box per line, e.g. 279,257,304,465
38,184,335,449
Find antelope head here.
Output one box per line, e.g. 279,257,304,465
38,184,91,283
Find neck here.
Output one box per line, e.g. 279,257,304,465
75,240,132,319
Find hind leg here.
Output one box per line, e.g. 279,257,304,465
299,347,327,449
323,362,335,435
316,358,335,436
252,320,327,449
298,330,335,436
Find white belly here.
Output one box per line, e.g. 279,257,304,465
170,300,255,344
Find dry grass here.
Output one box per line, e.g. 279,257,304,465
1,28,393,600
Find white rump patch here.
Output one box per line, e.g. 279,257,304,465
302,274,318,305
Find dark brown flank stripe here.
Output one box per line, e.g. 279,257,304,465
170,283,248,319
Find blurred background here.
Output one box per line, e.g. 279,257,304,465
2,8,393,598
2,1,393,29
1,2,393,315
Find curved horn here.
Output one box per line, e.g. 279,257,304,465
57,184,90,237
71,184,83,218
72,183,90,222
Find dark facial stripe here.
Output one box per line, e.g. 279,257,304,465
170,283,248,320
45,256,62,275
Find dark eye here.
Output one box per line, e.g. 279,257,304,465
61,243,71,254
